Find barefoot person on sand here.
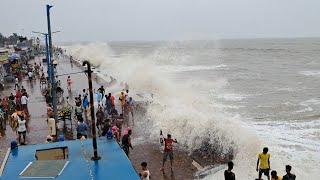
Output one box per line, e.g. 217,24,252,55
160,134,178,173
256,147,271,180
271,170,282,180
67,76,72,92
121,129,133,157
224,161,235,180
282,165,296,180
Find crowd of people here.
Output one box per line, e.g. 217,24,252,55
3,54,301,180
71,84,136,154
0,62,41,145
224,147,296,180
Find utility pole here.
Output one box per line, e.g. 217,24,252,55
31,31,60,81
44,34,51,82
83,60,101,161
46,4,58,127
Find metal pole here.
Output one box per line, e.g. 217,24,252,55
46,5,58,127
44,34,51,83
83,60,101,161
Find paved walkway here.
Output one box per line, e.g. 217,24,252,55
0,55,199,179
0,56,49,160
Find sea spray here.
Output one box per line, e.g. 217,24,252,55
65,42,261,178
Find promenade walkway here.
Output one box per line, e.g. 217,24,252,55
0,55,198,179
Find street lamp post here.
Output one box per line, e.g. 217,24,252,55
83,60,101,161
46,4,58,127
32,31,60,84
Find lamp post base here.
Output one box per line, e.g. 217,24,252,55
91,156,101,161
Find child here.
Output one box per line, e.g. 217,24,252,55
139,162,151,180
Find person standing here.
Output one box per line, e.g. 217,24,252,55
256,147,271,180
139,162,151,180
96,106,105,133
271,170,282,180
21,93,29,116
121,129,133,157
76,119,88,139
28,70,33,82
67,76,72,92
119,91,126,114
104,95,112,116
75,103,83,121
82,89,88,98
82,95,89,111
95,89,102,105
14,77,19,90
160,134,178,173
98,85,105,98
224,161,235,180
282,165,296,180
17,114,27,145
15,89,22,110
109,93,115,107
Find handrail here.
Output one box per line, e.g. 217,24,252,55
0,148,11,176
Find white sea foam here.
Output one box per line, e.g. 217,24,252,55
160,64,228,72
299,70,320,77
65,42,318,179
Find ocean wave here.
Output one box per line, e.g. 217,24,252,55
160,64,228,72
214,93,248,102
299,70,320,77
65,42,260,179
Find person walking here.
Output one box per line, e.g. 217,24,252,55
121,129,133,157
282,165,296,180
139,162,151,180
256,147,271,180
17,114,27,145
160,134,178,173
224,161,235,180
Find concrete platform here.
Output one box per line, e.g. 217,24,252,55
0,138,139,179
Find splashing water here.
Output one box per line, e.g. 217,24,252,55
64,41,319,179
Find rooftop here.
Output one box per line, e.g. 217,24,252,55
0,138,139,179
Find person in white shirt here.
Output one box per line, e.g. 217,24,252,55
14,77,19,90
28,71,33,82
139,162,150,180
17,115,27,145
21,94,29,115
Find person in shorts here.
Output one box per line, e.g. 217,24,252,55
17,114,27,145
256,147,271,180
160,134,177,173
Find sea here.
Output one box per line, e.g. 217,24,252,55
65,38,320,179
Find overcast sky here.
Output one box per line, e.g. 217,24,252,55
1,0,320,42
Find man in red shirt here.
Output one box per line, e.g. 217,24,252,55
160,134,177,173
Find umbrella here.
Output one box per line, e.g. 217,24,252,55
8,53,20,61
